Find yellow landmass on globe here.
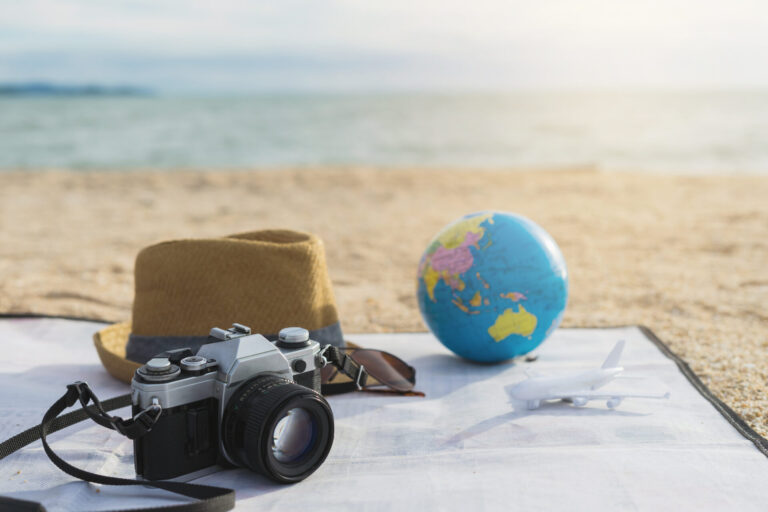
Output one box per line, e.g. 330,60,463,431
476,271,490,289
487,305,538,342
422,265,441,301
452,296,479,314
470,291,482,307
500,292,527,302
423,266,466,302
437,213,494,249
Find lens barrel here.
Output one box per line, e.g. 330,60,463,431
223,374,334,483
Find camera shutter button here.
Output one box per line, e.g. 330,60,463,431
146,358,172,372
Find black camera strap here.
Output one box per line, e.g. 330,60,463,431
319,345,369,395
0,348,369,512
0,383,235,512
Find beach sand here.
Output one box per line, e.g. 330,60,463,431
1,168,766,435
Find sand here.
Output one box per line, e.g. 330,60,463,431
1,168,766,435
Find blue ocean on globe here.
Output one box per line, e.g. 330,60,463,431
417,211,568,362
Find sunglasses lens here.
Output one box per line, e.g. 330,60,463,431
320,364,338,384
349,350,414,392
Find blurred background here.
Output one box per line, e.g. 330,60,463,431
2,0,768,172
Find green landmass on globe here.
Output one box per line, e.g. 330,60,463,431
417,211,568,362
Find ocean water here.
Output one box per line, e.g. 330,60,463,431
1,91,768,173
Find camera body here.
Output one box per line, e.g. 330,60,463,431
131,324,331,483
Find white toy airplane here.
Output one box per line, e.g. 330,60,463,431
508,340,670,410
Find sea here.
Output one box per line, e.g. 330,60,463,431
2,91,768,173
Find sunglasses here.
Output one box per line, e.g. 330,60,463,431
321,347,422,396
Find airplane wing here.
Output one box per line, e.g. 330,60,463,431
559,391,670,400
524,391,670,409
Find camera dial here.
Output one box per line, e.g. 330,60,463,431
137,357,181,382
277,327,310,348
180,355,207,372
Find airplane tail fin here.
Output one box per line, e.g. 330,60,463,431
601,340,625,369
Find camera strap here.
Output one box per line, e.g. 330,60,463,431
0,352,370,511
0,382,235,512
318,344,370,395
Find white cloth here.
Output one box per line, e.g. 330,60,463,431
0,318,765,511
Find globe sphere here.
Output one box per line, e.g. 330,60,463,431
417,211,568,362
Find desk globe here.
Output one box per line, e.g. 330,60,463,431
417,211,568,362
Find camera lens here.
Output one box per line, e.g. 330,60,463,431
271,408,315,463
223,375,333,483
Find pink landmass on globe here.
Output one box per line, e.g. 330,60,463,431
445,274,463,289
430,231,481,277
500,292,527,302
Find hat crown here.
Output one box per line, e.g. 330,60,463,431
131,230,340,338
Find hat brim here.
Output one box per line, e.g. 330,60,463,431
94,322,365,386
94,322,142,384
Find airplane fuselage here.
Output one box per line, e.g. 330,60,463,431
509,367,624,401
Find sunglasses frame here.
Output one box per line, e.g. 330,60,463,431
321,346,417,393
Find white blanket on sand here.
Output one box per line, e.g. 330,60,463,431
0,317,766,511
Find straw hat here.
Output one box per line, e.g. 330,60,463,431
94,230,345,383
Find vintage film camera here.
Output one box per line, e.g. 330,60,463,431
130,323,333,483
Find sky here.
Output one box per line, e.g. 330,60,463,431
2,0,768,92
